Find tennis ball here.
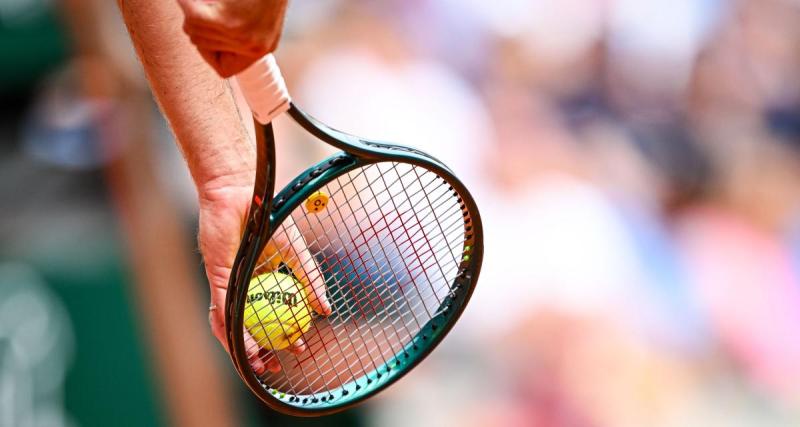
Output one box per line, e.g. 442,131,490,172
244,272,312,351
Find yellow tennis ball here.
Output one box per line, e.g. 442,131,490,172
244,272,312,351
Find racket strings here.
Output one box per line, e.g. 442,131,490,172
305,165,443,376
251,162,446,317
257,233,464,396
252,164,465,395
255,182,468,390
252,162,461,321
266,164,450,382
243,162,467,398
263,165,466,333
252,202,462,396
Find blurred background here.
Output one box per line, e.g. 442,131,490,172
2,0,800,426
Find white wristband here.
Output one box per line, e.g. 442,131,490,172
235,54,291,124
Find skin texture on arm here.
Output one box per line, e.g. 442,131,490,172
117,0,329,373
117,0,254,191
118,0,265,370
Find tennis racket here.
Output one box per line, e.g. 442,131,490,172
226,54,483,416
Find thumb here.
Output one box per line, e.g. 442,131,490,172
283,226,333,317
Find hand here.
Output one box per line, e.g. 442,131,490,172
177,0,288,77
199,179,331,373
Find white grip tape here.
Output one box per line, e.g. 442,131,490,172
235,54,291,124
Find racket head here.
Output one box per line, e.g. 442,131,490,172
226,108,483,416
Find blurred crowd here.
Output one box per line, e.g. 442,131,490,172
3,0,800,426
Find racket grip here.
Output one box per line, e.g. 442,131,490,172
235,54,291,124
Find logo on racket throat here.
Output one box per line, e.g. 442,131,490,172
247,290,301,307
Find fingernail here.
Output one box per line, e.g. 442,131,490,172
289,338,307,354
254,363,266,375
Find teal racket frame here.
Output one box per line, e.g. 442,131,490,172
226,104,483,416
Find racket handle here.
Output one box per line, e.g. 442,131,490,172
235,54,291,124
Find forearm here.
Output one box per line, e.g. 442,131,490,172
117,0,254,193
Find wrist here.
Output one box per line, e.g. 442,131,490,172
195,161,254,205
196,169,253,203
178,132,256,201
188,143,255,204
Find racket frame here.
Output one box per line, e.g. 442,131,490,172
225,104,483,416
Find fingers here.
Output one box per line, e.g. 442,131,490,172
190,34,253,56
248,335,305,373
201,203,323,376
265,350,281,372
255,239,284,275
177,0,282,77
212,294,285,374
292,241,333,316
185,21,245,42
245,331,292,373
289,338,307,355
198,49,261,78
256,221,333,317
281,223,333,317
209,266,287,373
244,331,268,374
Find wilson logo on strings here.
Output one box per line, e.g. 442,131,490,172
248,291,300,307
